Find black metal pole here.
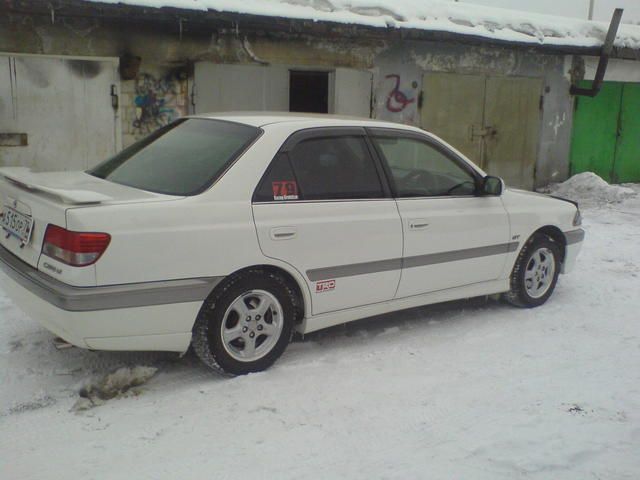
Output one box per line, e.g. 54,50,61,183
570,8,623,97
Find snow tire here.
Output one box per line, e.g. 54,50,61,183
504,234,562,308
192,269,298,376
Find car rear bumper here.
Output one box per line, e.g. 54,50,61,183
0,244,223,351
562,228,585,274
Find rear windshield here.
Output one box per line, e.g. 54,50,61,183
89,118,260,196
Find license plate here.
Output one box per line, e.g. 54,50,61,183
1,206,34,244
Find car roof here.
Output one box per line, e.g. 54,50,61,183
189,111,421,130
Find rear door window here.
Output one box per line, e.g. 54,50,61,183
253,153,299,202
254,135,385,202
289,136,384,200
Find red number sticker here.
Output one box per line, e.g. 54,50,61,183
272,181,299,200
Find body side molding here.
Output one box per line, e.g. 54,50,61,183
307,242,519,282
0,244,224,312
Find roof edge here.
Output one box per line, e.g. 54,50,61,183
5,0,640,59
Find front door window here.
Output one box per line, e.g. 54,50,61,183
372,136,477,197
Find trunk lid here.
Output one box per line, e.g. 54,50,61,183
0,167,177,268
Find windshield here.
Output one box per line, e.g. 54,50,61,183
89,118,260,195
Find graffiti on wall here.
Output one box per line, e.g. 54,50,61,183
385,74,415,113
375,73,418,125
132,73,187,134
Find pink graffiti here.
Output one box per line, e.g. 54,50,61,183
385,74,415,113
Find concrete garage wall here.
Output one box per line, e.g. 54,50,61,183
0,10,577,187
0,14,381,151
577,57,640,82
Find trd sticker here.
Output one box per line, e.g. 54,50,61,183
316,279,336,293
272,181,299,201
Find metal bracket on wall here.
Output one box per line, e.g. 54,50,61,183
0,133,28,147
570,8,623,98
469,125,497,141
110,85,119,110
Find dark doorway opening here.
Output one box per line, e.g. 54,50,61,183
289,71,329,113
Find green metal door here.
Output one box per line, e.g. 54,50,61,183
613,83,640,183
570,81,640,183
570,81,622,182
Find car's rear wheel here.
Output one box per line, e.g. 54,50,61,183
504,234,561,308
192,270,297,376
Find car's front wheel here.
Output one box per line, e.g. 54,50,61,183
192,270,297,376
504,234,562,308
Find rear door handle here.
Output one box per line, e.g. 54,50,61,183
270,227,297,240
409,219,430,230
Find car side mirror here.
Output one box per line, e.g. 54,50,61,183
480,176,503,196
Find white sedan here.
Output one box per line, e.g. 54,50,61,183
0,113,584,375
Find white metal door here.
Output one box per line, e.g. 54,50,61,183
0,55,120,171
369,129,511,298
395,197,511,298
252,129,402,315
333,68,372,117
254,200,403,315
194,63,289,113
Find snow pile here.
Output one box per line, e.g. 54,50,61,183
73,366,158,411
89,0,640,50
549,172,636,206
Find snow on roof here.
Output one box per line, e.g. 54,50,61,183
92,0,640,50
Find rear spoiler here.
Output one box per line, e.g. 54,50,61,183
0,167,112,205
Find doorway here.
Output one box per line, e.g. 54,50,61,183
289,71,329,113
193,64,373,118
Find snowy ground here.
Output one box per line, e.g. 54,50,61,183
1,178,640,480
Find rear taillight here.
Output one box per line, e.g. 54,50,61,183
42,225,111,267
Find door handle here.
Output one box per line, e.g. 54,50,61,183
270,227,297,240
409,219,429,230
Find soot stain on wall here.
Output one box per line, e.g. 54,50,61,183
66,59,103,79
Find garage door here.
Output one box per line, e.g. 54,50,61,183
421,73,542,190
0,55,120,171
571,81,640,183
